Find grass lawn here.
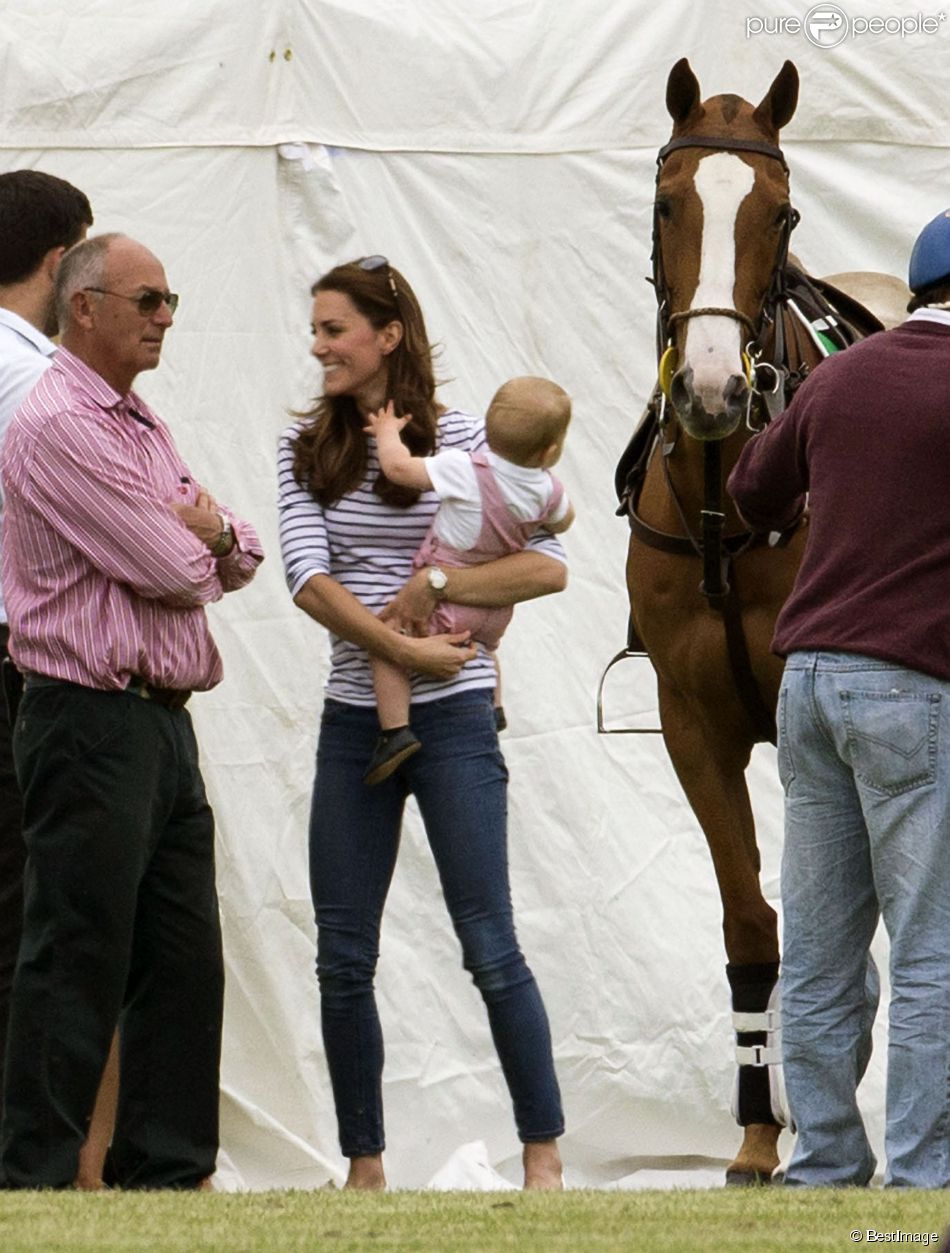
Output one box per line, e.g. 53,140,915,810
0,1188,947,1252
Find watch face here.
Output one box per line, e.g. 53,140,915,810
428,567,448,590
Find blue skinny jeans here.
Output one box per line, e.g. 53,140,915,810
309,689,564,1157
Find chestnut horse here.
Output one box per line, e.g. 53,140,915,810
616,59,901,1183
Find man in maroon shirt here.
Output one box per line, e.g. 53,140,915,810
0,234,263,1190
728,211,950,1189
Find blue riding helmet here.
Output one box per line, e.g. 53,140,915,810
908,209,950,294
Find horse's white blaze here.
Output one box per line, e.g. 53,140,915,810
685,153,755,410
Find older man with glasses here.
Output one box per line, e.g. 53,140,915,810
0,233,264,1190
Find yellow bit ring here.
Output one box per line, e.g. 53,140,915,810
658,345,753,398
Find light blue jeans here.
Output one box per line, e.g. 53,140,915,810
777,651,950,1188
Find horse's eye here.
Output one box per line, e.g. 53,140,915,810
655,199,672,221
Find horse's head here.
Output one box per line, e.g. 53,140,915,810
654,59,799,440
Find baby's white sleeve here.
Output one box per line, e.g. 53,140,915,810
547,488,572,525
423,448,479,503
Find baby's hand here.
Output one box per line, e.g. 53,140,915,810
363,399,413,437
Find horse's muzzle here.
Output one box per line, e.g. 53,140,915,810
670,363,749,440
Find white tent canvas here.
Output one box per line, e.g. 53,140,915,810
2,0,943,1188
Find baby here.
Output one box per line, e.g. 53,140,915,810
362,375,574,785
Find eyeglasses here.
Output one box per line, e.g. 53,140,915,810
358,255,400,306
85,287,179,316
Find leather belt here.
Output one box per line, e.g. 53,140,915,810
22,672,192,711
124,676,192,711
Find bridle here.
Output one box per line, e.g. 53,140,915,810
609,129,872,743
645,131,802,739
651,134,800,388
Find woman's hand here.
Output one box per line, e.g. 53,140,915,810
399,632,477,678
380,567,437,636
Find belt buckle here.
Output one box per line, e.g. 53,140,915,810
128,677,180,709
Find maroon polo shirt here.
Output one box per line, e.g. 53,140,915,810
727,313,950,680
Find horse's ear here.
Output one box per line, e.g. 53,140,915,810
753,61,799,133
666,58,702,125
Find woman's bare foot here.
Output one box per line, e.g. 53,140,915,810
73,1174,108,1191
345,1153,387,1190
522,1139,563,1190
74,1031,121,1191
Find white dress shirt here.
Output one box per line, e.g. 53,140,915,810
0,308,57,624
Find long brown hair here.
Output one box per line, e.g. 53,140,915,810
291,259,440,508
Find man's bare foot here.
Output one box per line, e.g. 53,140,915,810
522,1139,563,1190
345,1153,386,1190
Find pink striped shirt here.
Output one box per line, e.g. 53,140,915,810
1,348,263,691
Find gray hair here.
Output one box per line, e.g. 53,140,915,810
55,232,126,329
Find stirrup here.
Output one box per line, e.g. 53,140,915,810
595,641,662,735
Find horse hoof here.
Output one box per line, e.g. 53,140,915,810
725,1167,774,1187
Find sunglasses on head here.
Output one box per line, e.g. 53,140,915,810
85,287,180,316
357,255,400,306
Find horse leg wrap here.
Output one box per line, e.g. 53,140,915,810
727,961,789,1128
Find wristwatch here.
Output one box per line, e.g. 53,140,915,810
210,512,234,558
426,566,448,598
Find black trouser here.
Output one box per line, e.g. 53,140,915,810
0,678,223,1189
0,626,24,1117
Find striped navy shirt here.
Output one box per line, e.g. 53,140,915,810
278,408,566,707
